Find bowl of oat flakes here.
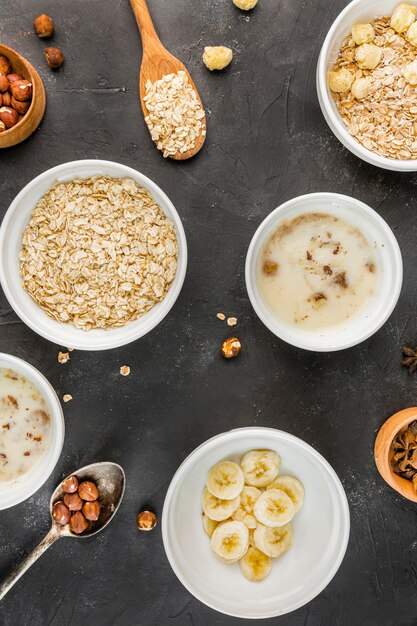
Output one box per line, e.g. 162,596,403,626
317,0,417,171
0,160,187,350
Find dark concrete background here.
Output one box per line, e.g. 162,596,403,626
1,0,417,624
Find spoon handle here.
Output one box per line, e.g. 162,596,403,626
130,0,161,51
0,527,60,602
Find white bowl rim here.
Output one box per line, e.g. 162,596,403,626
317,0,417,172
245,192,403,352
161,426,350,619
0,159,188,351
0,352,64,509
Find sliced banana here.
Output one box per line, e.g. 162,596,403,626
239,546,272,582
202,487,241,521
253,488,295,527
211,520,249,562
266,475,304,514
202,513,218,537
207,460,244,500
240,449,280,488
253,523,293,558
232,486,261,528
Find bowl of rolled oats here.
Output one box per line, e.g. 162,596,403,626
317,0,417,171
0,160,187,350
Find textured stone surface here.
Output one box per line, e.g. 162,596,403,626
1,0,417,624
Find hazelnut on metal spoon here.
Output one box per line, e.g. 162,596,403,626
63,492,83,511
78,481,99,501
70,511,89,535
83,500,101,521
52,501,70,526
62,475,78,493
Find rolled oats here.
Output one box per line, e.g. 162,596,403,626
143,71,205,158
20,176,178,331
330,14,417,160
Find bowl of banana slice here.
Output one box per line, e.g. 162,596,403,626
162,427,350,619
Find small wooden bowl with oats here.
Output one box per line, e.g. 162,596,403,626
374,407,417,502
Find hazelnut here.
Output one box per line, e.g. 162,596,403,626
45,47,64,69
221,337,241,359
0,106,18,128
0,55,11,75
83,500,101,521
7,73,23,84
63,491,83,511
52,501,70,525
2,92,11,107
0,75,9,92
78,481,99,501
0,120,6,133
11,97,30,115
137,510,157,531
62,475,79,493
70,511,89,534
34,14,55,38
10,80,32,102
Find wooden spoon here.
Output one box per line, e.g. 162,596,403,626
130,0,206,160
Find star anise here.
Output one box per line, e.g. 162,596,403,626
402,347,417,373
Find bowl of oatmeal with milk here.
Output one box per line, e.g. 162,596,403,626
245,193,402,351
317,0,417,171
0,353,64,510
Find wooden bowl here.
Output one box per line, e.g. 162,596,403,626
0,44,46,148
374,407,417,502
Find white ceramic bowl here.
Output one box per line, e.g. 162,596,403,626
0,160,187,351
0,353,64,510
317,0,417,171
162,427,350,619
245,193,402,352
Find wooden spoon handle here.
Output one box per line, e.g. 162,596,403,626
0,527,60,601
130,0,162,52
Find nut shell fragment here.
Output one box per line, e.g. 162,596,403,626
221,337,241,359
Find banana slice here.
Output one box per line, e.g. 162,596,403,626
266,475,304,514
253,523,293,557
239,546,272,582
202,487,241,521
240,450,280,487
249,528,256,547
211,520,249,562
232,486,261,528
202,513,218,537
207,461,244,500
253,488,295,527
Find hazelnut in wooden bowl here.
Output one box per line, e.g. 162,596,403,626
0,44,46,148
374,407,417,503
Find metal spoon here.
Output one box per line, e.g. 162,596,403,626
0,461,125,601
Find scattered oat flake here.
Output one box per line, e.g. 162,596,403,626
58,351,70,364
216,313,226,320
120,365,130,377
227,317,237,326
63,394,73,403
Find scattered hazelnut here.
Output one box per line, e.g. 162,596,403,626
221,337,241,359
0,55,11,75
227,316,237,326
64,492,83,511
45,47,64,69
137,510,157,531
216,313,226,320
34,14,55,38
83,500,101,521
2,92,11,107
58,351,70,364
11,97,30,115
78,481,99,501
70,511,89,534
10,80,32,102
62,475,78,493
7,73,23,84
52,501,70,525
120,365,130,376
0,75,9,92
62,394,73,403
0,106,18,128
0,120,6,133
